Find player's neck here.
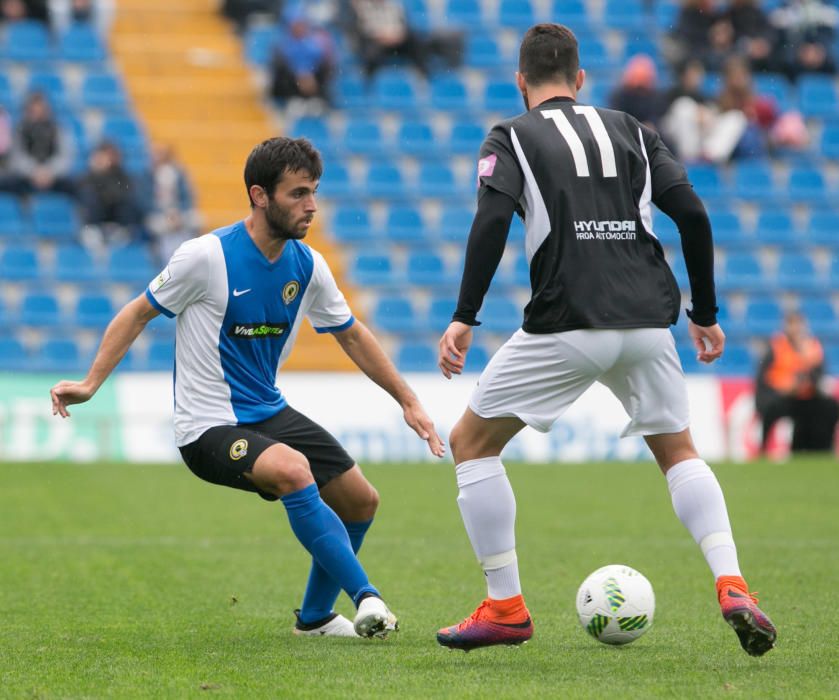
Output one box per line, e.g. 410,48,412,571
527,84,577,109
244,214,287,263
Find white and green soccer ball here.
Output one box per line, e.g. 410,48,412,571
576,564,655,645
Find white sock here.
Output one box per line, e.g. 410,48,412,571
666,458,742,580
456,457,521,600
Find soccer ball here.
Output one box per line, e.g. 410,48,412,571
576,564,655,645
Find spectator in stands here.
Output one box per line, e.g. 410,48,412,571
9,91,75,196
664,0,719,66
724,0,775,73
269,6,336,111
77,141,144,248
140,144,200,264
1,0,49,24
348,0,430,79
662,55,775,162
755,311,839,454
608,55,665,128
770,0,838,80
662,58,708,111
49,0,115,35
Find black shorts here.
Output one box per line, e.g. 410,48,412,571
179,405,356,501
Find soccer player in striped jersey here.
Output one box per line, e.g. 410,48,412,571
435,24,776,656
51,137,444,639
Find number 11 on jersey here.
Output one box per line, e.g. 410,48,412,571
542,107,618,178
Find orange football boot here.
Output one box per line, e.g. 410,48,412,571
717,575,777,657
437,595,534,651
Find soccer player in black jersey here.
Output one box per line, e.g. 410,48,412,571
435,24,776,656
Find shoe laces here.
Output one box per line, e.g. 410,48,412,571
456,599,493,631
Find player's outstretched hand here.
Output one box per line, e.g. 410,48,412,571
50,380,95,418
689,321,725,364
402,400,445,458
438,321,473,379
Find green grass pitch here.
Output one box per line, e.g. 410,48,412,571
1,458,837,699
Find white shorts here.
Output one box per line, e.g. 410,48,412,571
469,328,690,437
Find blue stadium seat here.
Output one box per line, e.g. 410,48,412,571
622,37,661,64
20,292,61,327
755,209,800,248
787,166,828,205
407,252,451,286
244,25,272,65
403,0,430,30
484,80,523,114
101,115,147,153
59,23,107,62
0,73,13,105
551,0,593,32
449,119,484,155
721,252,768,293
687,165,725,201
799,75,837,118
372,69,420,111
26,71,68,111
714,344,753,376
652,213,680,246
498,0,536,28
147,339,175,370
317,163,354,198
799,299,838,338
396,343,436,372
417,163,462,198
439,205,475,242
429,296,457,331
107,245,156,284
30,193,79,240
512,254,531,287
708,210,744,247
4,21,52,62
479,298,521,334
668,255,689,289
466,36,506,69
344,118,387,156
36,339,82,371
578,38,614,73
447,0,484,27
385,206,426,244
753,73,794,112
331,206,376,244
830,257,839,289
430,76,468,112
732,162,777,202
602,0,647,30
776,252,820,292
371,296,425,334
350,254,397,286
0,195,27,238
806,209,839,247
75,293,114,328
397,120,438,158
334,75,367,111
464,344,490,372
743,298,783,337
0,338,30,371
508,214,525,242
0,246,40,281
80,72,128,111
54,244,102,283
289,116,336,155
366,163,406,198
820,123,839,160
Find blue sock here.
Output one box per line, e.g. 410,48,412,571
299,519,373,624
281,484,378,607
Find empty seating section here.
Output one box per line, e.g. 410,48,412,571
0,16,174,371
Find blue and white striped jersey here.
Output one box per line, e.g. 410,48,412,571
145,221,354,446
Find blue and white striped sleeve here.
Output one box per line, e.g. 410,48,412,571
145,237,209,318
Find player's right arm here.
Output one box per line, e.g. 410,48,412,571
50,294,159,417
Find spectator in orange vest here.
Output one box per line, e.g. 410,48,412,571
755,310,839,453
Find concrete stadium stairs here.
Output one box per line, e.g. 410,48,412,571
110,0,356,370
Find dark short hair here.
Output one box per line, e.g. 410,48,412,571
518,23,579,87
243,136,323,205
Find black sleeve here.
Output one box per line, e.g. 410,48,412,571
654,183,719,327
476,124,524,202
640,123,690,200
451,186,517,326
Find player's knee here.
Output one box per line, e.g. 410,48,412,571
359,484,380,520
252,445,314,496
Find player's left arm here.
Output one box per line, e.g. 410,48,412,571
333,321,445,457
